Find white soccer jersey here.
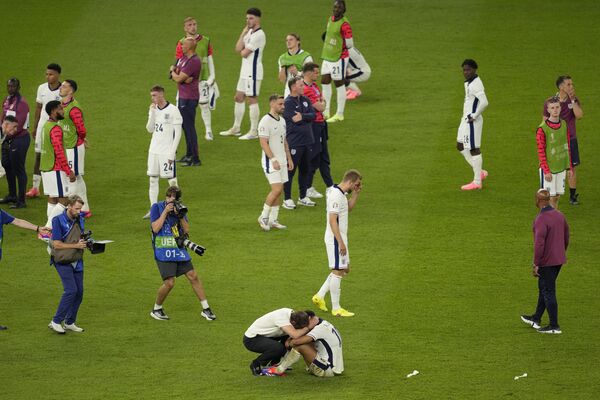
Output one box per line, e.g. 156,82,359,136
258,113,287,164
325,185,349,244
244,308,293,338
240,28,266,80
35,82,61,136
146,102,183,156
308,319,344,374
462,76,487,119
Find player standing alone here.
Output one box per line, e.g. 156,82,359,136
456,59,488,190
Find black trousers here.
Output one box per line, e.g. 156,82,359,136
243,335,288,366
533,265,562,327
1,134,30,202
284,144,312,200
308,123,333,188
178,98,199,161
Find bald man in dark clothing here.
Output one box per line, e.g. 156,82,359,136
521,189,569,334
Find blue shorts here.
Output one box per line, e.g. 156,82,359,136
569,137,580,167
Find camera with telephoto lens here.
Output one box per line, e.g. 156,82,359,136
175,232,206,257
170,200,188,218
80,230,106,254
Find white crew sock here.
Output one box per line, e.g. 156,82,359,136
322,84,332,115
275,349,302,373
200,299,209,309
168,178,178,188
260,203,271,220
149,177,159,205
33,174,42,189
317,273,333,298
268,205,279,225
330,274,342,310
472,154,483,185
233,101,245,130
76,176,89,211
200,103,212,133
461,149,474,167
249,103,259,132
335,85,347,116
46,203,66,228
154,303,162,310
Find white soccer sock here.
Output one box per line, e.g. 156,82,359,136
168,178,178,188
76,176,89,211
472,154,483,185
317,273,333,299
330,274,343,310
335,85,347,116
276,349,302,374
268,205,279,224
33,174,42,189
249,103,260,132
200,103,212,133
260,203,270,220
200,299,209,309
46,202,56,219
149,177,159,205
46,203,66,228
233,101,245,130
154,303,162,310
322,83,332,115
461,149,474,167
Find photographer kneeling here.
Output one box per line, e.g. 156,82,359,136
48,195,87,334
149,186,216,321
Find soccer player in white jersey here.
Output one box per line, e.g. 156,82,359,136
219,8,266,140
278,33,313,97
312,169,362,317
456,59,489,191
345,47,371,100
262,311,344,377
27,63,62,198
258,95,294,231
142,86,183,219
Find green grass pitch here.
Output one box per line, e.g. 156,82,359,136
1,0,599,398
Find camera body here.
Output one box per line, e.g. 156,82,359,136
170,200,188,218
81,230,106,254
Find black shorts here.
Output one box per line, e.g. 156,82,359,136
156,260,193,280
569,137,580,167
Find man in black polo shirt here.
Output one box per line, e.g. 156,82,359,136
282,77,316,209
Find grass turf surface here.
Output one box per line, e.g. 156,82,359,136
1,0,599,398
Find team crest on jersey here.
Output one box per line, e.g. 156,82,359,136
165,114,170,120
303,101,309,107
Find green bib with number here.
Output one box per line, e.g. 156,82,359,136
321,17,349,61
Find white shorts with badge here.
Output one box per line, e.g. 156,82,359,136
236,77,261,97
457,117,483,150
321,58,348,81
326,239,349,270
262,157,288,184
147,153,176,179
66,144,85,176
539,169,566,196
42,170,70,197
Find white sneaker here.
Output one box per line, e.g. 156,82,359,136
205,132,213,141
239,130,258,140
258,216,270,231
219,128,241,137
298,197,316,207
48,321,65,334
282,199,296,210
64,323,84,332
270,220,287,229
306,187,323,199
142,211,150,219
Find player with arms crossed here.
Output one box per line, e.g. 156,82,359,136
220,8,266,140
278,33,312,97
257,95,293,231
312,169,362,317
456,59,488,190
27,63,62,198
143,86,183,219
175,17,217,142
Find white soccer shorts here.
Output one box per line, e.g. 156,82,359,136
539,169,566,196
66,143,85,175
262,157,288,184
42,170,70,198
457,117,483,150
321,58,348,81
236,77,261,97
326,239,349,270
147,153,176,179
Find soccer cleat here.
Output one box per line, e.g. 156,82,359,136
520,315,541,330
326,114,344,123
270,220,287,230
345,89,361,100
312,295,328,312
182,160,201,167
25,187,40,198
177,155,192,163
261,367,286,377
48,321,65,334
239,130,259,140
461,181,482,191
219,128,241,137
0,196,17,204
250,361,262,376
205,132,213,141
569,193,579,205
298,197,316,207
258,216,270,231
0,325,7,331
9,202,26,209
537,325,562,334
481,170,488,181
200,308,217,321
63,323,84,332
282,199,296,210
142,211,151,219
150,308,170,321
332,308,354,317
81,210,92,219
306,187,323,199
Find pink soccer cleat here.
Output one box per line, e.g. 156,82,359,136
25,187,40,198
345,89,360,100
81,210,93,219
461,182,482,191
261,367,286,377
481,170,488,181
